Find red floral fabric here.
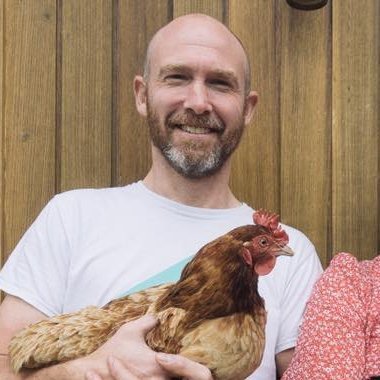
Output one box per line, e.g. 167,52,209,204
282,252,380,380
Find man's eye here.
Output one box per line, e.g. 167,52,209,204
165,74,187,81
209,79,231,89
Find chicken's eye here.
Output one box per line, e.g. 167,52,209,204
259,238,268,247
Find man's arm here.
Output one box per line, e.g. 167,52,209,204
0,357,81,380
86,353,213,380
0,296,168,380
0,295,87,380
0,295,45,379
1,296,214,380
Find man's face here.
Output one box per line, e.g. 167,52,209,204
146,95,246,179
138,18,256,178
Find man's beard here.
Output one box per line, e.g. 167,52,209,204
146,100,245,179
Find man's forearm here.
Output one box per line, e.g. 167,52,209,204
1,354,89,380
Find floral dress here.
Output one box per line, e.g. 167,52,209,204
282,252,380,380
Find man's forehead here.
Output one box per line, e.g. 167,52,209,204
148,15,246,63
162,21,229,41
144,14,251,90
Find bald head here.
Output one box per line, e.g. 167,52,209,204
143,14,251,94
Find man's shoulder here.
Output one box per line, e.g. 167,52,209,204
55,182,139,200
282,223,309,242
50,182,142,208
41,182,146,225
275,221,321,271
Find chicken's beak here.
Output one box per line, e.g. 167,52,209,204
274,244,294,257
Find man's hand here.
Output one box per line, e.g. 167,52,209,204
86,353,213,380
80,315,169,380
156,353,213,380
84,314,213,380
86,356,141,380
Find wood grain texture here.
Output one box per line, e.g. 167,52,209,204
2,1,56,259
229,0,280,214
173,0,225,20
114,0,169,186
60,0,113,191
0,0,379,271
279,0,331,266
0,0,3,267
332,0,379,260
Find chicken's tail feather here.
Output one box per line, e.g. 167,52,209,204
9,306,124,373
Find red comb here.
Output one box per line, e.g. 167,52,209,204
253,209,289,245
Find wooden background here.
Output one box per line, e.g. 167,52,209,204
0,0,379,269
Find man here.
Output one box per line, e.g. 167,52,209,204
0,14,322,380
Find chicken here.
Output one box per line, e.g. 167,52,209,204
9,210,293,380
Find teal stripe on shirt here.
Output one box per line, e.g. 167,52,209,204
120,255,194,297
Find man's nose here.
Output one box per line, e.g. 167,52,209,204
183,82,212,114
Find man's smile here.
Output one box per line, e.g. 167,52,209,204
175,124,215,134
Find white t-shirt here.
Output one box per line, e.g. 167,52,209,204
0,181,322,379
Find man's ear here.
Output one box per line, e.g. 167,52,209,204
243,91,258,125
134,75,147,116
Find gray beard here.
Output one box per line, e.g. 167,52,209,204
146,95,245,179
161,143,224,179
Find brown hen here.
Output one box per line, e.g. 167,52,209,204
9,210,293,380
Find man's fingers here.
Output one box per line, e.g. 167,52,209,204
85,370,103,380
119,315,158,338
84,357,143,380
156,353,213,380
108,356,141,380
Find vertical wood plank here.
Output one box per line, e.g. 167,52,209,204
0,0,4,267
60,0,113,191
114,0,169,185
3,1,56,260
229,0,280,214
173,0,225,20
332,0,379,260
1,0,377,273
280,1,331,266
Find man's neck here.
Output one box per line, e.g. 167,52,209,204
143,153,240,209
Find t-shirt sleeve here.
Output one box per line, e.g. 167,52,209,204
0,196,71,317
275,232,323,354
